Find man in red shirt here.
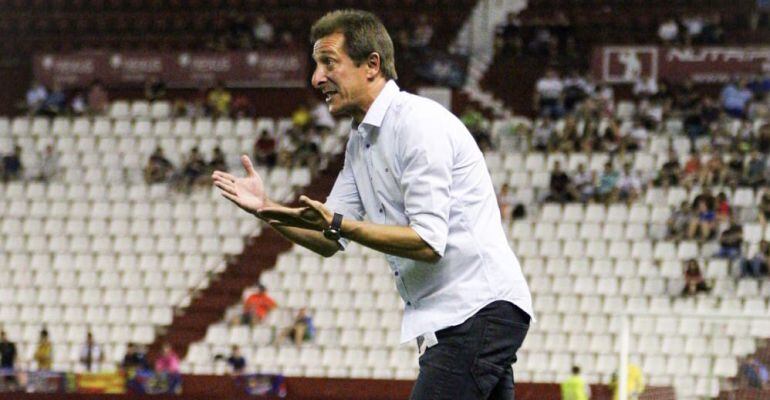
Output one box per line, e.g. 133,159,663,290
240,284,276,326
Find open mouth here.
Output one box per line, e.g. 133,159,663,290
323,90,337,103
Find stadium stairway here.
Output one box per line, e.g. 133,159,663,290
147,155,344,361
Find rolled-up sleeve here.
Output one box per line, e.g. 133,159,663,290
324,150,365,249
398,111,453,257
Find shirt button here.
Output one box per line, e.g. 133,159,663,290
365,144,370,149
394,271,399,276
406,301,411,306
379,207,384,213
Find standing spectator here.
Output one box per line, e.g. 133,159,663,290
252,14,275,47
682,259,710,296
207,82,232,117
253,130,277,167
237,284,276,326
714,219,744,260
740,240,770,278
596,161,619,203
79,331,103,372
739,356,769,389
534,69,564,118
276,308,315,345
0,330,18,388
688,199,716,241
144,146,174,184
668,201,692,240
87,80,109,115
657,150,681,187
26,81,48,114
1,145,23,183
33,329,52,371
36,144,59,182
721,79,753,118
546,161,574,203
560,365,590,400
226,345,246,375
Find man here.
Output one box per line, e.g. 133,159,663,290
79,331,103,372
33,329,52,371
212,10,532,400
561,365,590,400
0,330,17,387
238,284,276,326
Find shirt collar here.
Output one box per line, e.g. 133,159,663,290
360,80,399,128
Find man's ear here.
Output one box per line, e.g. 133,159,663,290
366,52,381,80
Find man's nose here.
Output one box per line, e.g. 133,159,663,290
311,67,326,88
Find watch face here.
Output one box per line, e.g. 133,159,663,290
324,229,340,240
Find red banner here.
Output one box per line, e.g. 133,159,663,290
34,50,307,89
592,46,770,84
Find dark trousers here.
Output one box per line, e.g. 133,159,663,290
409,301,530,400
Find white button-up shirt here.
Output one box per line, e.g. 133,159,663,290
325,80,533,343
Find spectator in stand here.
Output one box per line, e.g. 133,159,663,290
657,150,682,187
688,198,716,241
572,163,595,203
701,13,724,44
1,145,23,183
546,161,574,203
715,192,731,222
596,161,619,203
144,76,167,101
739,356,769,389
41,82,67,116
682,151,702,186
618,162,643,202
746,150,767,188
180,146,207,191
87,80,109,115
667,201,692,240
703,149,726,186
633,77,659,99
534,69,564,118
207,82,232,117
122,342,149,371
294,130,321,170
714,219,744,260
26,80,48,114
682,259,710,296
725,152,746,187
562,71,593,114
291,103,312,132
658,18,680,44
721,79,753,118
231,94,253,118
682,14,706,44
144,146,174,184
33,329,52,371
495,12,522,57
36,144,59,182
740,240,770,279
410,14,434,50
226,345,246,375
0,331,17,389
624,119,648,152
209,146,228,173
759,189,770,226
560,365,591,400
497,183,516,221
460,106,492,151
276,308,315,346
79,331,103,372
532,116,556,151
71,91,87,115
155,343,180,374
253,130,277,168
253,14,275,47
237,284,276,326
557,116,581,153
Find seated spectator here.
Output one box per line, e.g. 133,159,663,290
633,77,659,99
207,82,232,117
702,150,725,186
714,220,744,260
236,284,276,326
87,80,109,115
739,357,769,389
33,329,52,371
546,161,574,203
760,189,770,226
144,76,167,102
725,151,745,187
534,69,564,119
40,82,67,116
26,80,48,114
180,146,207,190
253,130,277,167
0,330,18,389
36,144,59,182
682,152,702,186
562,71,592,113
226,345,246,375
617,162,643,201
155,343,180,374
144,146,174,184
291,103,312,132
721,79,753,118
79,331,103,372
688,199,716,241
572,163,595,202
682,259,710,296
715,192,731,222
596,162,619,203
667,201,692,240
532,117,556,151
209,146,227,173
122,342,149,371
657,150,681,187
745,150,766,188
497,183,525,221
740,240,770,279
1,145,23,183
277,308,315,346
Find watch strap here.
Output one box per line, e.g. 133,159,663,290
330,212,343,231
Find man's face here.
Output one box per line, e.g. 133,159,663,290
312,32,370,117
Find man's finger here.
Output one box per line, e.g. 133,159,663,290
299,195,322,209
213,170,238,182
241,155,257,177
213,180,237,195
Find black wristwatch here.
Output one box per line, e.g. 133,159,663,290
323,213,344,241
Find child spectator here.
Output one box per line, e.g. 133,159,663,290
682,259,710,296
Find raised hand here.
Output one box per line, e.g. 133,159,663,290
259,195,333,231
212,155,268,215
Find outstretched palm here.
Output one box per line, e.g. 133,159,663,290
212,155,267,215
